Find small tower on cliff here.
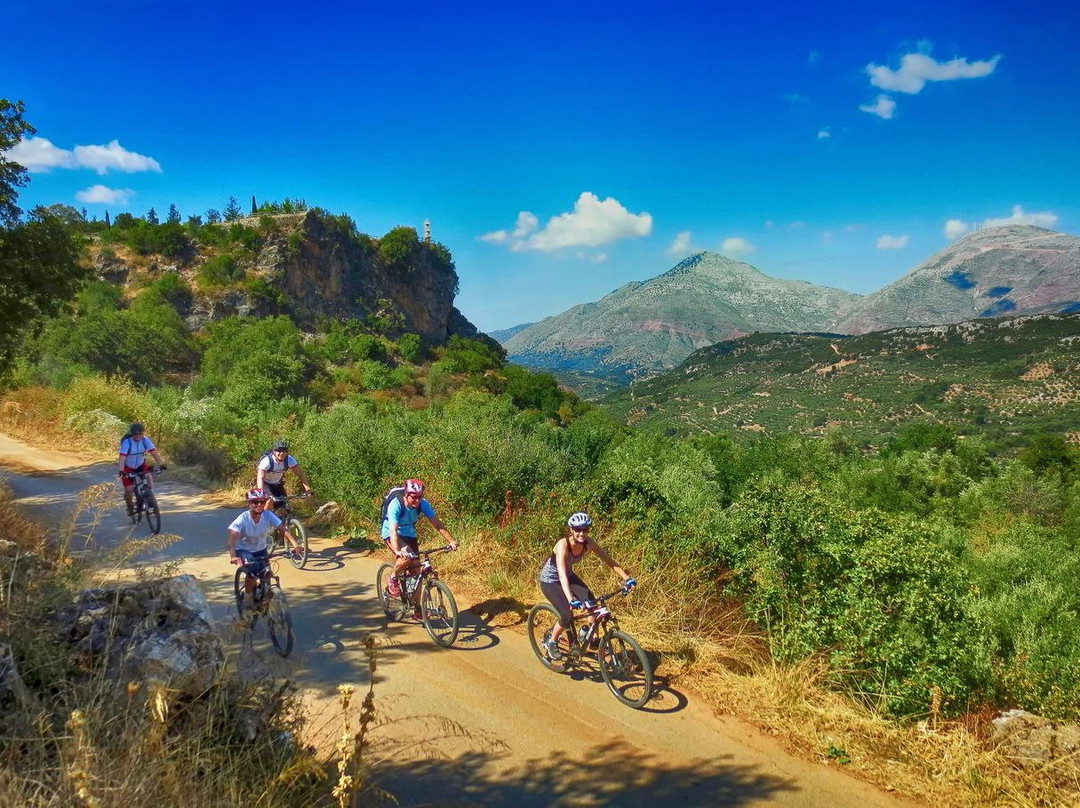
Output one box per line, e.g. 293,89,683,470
423,219,431,243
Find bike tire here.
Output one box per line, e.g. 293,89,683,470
233,567,246,618
421,580,459,648
287,518,308,569
267,585,294,657
526,603,571,672
144,493,161,535
375,563,398,619
597,629,653,708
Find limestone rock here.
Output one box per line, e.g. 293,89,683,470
59,575,225,695
992,709,1080,772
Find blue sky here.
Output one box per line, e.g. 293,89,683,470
4,0,1078,332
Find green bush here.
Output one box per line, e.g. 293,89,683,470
198,254,244,287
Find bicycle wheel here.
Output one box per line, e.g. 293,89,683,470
526,603,571,672
267,585,294,657
375,563,397,619
286,518,308,569
597,629,653,708
233,567,246,618
144,492,161,534
421,580,459,648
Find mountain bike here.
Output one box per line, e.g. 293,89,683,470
527,586,653,708
376,546,459,647
268,492,311,569
233,549,295,657
122,466,164,535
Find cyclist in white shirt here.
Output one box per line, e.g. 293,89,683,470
117,422,165,517
255,440,312,512
227,488,304,605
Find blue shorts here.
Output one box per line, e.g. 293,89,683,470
236,548,270,577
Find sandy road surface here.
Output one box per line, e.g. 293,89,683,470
0,433,915,807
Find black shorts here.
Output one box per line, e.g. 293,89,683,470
265,481,287,500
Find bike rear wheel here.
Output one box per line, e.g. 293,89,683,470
597,629,653,708
144,492,161,534
286,518,308,569
375,563,398,619
421,580,459,648
267,585,294,657
526,603,572,672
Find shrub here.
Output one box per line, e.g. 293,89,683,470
198,253,244,287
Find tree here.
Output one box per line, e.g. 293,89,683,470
223,196,242,221
0,99,34,226
0,206,90,372
205,208,222,224
146,207,159,225
166,203,181,224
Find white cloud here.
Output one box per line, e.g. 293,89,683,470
867,52,1002,95
982,205,1057,229
668,230,693,256
944,219,969,240
876,234,909,249
73,140,162,174
593,253,609,264
75,184,133,204
859,94,896,119
817,128,831,140
3,136,161,174
721,237,755,259
479,192,652,252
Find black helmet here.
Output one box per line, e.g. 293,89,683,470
129,422,145,435
272,440,288,451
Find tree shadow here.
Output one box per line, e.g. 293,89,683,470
366,736,797,807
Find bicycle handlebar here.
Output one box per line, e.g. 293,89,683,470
420,545,455,556
120,466,164,479
576,585,635,611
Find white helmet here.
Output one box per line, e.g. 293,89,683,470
567,512,593,528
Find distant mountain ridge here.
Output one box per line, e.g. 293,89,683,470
501,225,1080,386
503,252,862,383
830,225,1080,333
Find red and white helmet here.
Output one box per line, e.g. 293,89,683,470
404,478,425,495
247,487,269,502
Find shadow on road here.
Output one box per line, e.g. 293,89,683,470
367,737,796,807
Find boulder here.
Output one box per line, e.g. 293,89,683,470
59,575,225,695
992,709,1080,772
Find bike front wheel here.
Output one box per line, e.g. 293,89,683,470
597,629,653,708
421,579,459,648
232,567,246,618
526,603,571,672
144,492,161,535
375,563,398,619
267,585,294,657
286,518,308,569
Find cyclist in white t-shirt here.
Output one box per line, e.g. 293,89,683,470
255,440,312,512
117,422,165,517
227,488,303,604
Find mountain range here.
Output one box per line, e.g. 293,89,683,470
499,225,1080,387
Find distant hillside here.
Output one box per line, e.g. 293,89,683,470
488,322,534,343
506,226,1080,392
602,313,1080,448
830,225,1080,333
504,252,862,383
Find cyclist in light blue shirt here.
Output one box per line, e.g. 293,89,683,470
381,478,457,618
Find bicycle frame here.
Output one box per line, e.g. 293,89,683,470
563,588,625,663
391,545,452,607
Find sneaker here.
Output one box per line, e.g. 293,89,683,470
411,608,423,621
387,576,401,597
544,638,562,661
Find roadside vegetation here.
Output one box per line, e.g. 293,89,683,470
3,97,1079,806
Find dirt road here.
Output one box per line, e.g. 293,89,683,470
0,433,914,807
